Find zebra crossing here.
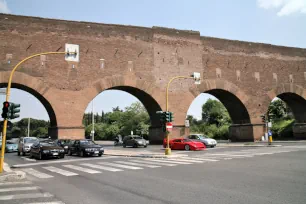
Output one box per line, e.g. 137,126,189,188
0,180,65,204
13,146,306,180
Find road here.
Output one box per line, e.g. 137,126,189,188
1,144,306,204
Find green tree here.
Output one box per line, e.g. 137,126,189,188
268,99,287,120
32,127,48,137
202,99,231,126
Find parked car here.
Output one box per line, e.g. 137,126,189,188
187,134,217,148
5,140,18,153
68,139,104,157
123,135,148,148
30,140,65,160
18,137,38,156
163,138,206,151
54,139,71,154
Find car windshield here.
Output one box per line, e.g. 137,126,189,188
132,136,142,139
7,141,16,144
24,138,37,143
40,141,57,146
198,135,209,139
80,140,96,145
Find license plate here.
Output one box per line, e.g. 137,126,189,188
94,151,99,154
53,153,59,156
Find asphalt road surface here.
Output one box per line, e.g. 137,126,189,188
2,145,306,204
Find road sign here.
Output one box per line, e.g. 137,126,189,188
65,44,79,62
192,72,201,85
268,130,272,136
166,122,173,131
268,122,272,128
185,120,190,127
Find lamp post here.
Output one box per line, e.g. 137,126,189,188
0,45,79,173
164,72,201,155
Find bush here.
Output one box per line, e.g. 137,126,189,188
271,119,294,139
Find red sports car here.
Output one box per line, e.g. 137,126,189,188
163,138,206,151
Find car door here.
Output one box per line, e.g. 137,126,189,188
171,139,181,150
70,140,78,153
31,141,40,156
126,136,132,146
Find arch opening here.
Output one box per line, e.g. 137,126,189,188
0,83,57,138
83,86,163,143
267,92,306,140
187,89,251,141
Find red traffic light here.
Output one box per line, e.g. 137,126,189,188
3,102,9,108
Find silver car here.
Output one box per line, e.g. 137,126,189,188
18,137,38,156
187,134,217,148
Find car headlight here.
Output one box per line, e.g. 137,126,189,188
59,149,64,152
137,141,143,144
100,148,104,151
43,150,50,153
64,146,68,149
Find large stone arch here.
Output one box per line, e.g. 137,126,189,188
188,79,260,141
266,83,306,139
0,71,58,137
81,73,164,143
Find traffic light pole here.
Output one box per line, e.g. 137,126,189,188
165,76,194,155
0,51,75,173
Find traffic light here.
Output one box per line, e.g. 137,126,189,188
8,102,20,119
165,112,170,122
169,112,173,122
260,114,266,123
1,102,10,119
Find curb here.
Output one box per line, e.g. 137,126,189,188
0,163,26,182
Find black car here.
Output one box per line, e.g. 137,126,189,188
54,139,72,154
123,135,148,148
30,140,65,160
68,140,104,157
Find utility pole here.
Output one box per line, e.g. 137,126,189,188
91,99,95,141
27,118,30,137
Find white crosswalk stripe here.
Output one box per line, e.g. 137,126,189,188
0,181,32,186
185,157,220,162
97,162,143,170
145,159,193,164
165,158,204,163
42,166,78,176
23,168,54,179
62,164,101,174
130,160,177,166
0,192,53,201
23,202,65,204
207,154,253,157
115,161,161,168
0,186,40,192
81,163,123,172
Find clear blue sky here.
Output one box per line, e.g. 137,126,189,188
1,0,305,121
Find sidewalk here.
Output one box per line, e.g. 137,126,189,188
0,163,26,182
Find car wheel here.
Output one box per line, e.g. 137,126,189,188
123,143,126,148
68,149,72,156
184,145,190,151
80,151,84,157
133,143,138,148
17,151,20,156
98,154,102,157
60,154,65,159
29,152,33,158
22,151,26,156
144,145,147,148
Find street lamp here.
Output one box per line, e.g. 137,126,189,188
164,72,201,155
0,44,79,173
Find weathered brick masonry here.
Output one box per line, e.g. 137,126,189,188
1,14,306,142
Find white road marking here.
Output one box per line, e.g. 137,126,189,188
130,160,177,166
12,156,119,168
23,168,54,179
21,157,37,162
42,166,78,176
0,181,32,186
115,161,161,168
81,163,123,172
0,186,39,192
145,159,192,164
23,202,65,204
0,192,53,200
97,162,143,170
62,165,101,174
187,158,220,162
166,158,203,163
208,154,253,157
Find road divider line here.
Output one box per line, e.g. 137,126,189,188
130,160,177,166
97,162,143,170
0,192,53,201
23,168,54,179
145,159,192,164
0,186,39,192
115,161,161,168
42,166,78,176
81,163,123,172
62,165,101,174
